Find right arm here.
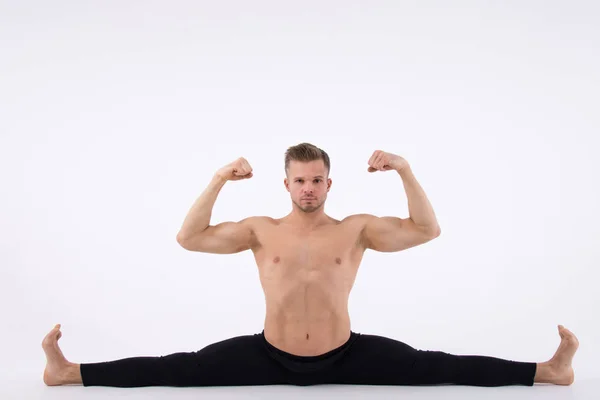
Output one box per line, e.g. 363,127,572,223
176,160,256,254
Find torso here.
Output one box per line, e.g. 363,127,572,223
248,215,367,356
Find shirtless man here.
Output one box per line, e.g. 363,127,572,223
42,142,578,387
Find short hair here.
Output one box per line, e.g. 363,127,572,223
284,143,331,176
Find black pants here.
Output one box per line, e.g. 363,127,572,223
80,331,537,387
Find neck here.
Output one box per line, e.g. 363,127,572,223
285,206,329,229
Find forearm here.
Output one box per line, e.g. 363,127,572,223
398,166,440,234
177,174,227,240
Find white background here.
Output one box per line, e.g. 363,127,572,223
1,0,598,398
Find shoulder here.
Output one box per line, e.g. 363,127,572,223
340,214,378,237
239,216,278,229
341,213,377,226
339,214,378,248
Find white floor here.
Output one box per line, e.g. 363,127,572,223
4,373,597,400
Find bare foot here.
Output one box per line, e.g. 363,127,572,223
548,325,579,385
42,324,73,386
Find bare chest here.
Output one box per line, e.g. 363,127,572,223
250,218,366,354
251,223,365,284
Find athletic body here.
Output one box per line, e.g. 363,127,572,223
242,214,365,356
42,143,579,387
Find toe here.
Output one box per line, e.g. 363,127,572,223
558,325,571,339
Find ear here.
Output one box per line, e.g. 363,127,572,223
327,178,332,191
284,178,289,192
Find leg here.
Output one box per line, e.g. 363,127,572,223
331,334,536,386
330,325,578,386
42,324,288,387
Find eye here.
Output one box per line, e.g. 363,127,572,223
314,179,321,183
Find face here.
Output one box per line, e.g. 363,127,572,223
284,159,332,213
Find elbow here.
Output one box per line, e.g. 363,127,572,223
176,233,192,249
425,225,441,239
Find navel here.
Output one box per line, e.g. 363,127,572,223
273,256,280,263
306,333,310,340
335,257,342,264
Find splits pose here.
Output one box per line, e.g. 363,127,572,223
42,143,578,387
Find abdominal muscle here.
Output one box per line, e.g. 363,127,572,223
260,270,354,356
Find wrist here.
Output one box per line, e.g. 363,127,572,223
212,173,228,185
396,164,412,177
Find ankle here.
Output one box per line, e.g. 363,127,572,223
62,363,82,385
534,361,556,384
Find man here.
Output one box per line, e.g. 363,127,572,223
42,142,578,387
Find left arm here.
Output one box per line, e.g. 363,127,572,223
362,152,441,252
397,166,440,232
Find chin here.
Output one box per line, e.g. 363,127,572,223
302,203,323,213
293,199,325,213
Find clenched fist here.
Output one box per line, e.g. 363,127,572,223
216,157,254,181
367,150,409,172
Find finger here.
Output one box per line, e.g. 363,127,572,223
368,150,380,167
235,162,249,175
381,157,392,170
368,166,377,173
237,164,252,177
380,155,391,170
374,153,386,170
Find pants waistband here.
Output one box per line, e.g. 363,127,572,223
259,330,360,373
